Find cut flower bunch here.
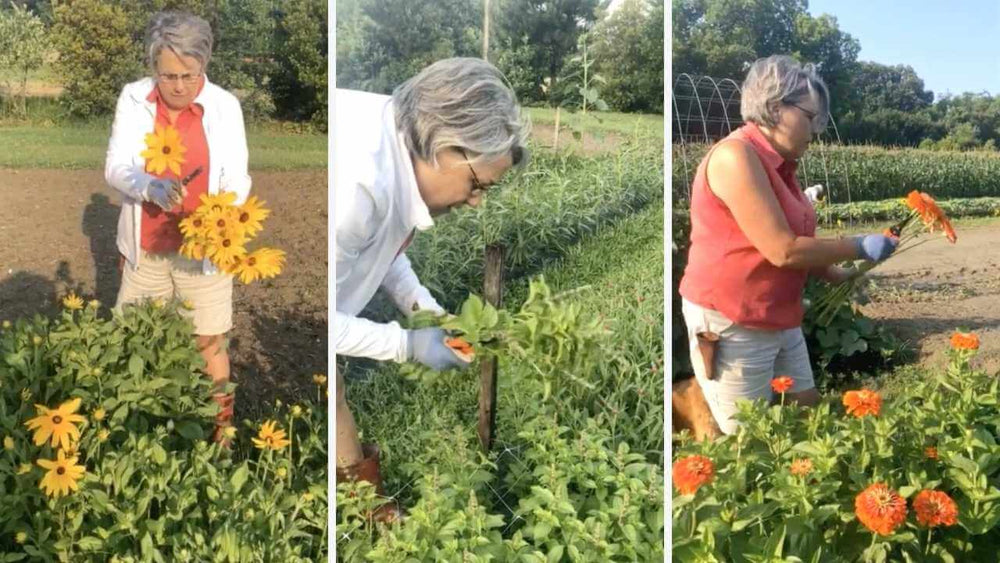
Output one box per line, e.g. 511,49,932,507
178,192,284,283
815,190,957,326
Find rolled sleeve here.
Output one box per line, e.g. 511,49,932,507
334,312,409,362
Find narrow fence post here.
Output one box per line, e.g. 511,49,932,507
478,244,504,452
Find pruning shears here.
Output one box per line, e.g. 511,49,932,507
180,166,203,187
883,214,914,238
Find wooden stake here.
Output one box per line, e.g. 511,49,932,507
554,106,561,150
482,0,491,61
478,244,504,451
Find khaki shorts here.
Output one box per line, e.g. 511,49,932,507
681,298,814,434
116,251,233,336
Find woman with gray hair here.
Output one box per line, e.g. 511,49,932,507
105,11,251,446
334,57,528,521
676,55,898,436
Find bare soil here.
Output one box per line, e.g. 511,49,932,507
862,222,1000,373
0,168,327,418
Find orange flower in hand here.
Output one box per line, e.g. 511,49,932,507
843,389,882,418
672,455,714,495
855,483,907,536
913,490,958,528
771,376,794,394
951,332,980,351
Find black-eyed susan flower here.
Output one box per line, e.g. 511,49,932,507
252,420,291,451
141,124,187,176
62,293,84,311
24,398,86,450
36,449,86,499
236,196,271,236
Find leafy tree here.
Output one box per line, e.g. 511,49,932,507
0,3,48,117
52,0,141,118
272,0,328,128
591,0,663,113
844,61,934,114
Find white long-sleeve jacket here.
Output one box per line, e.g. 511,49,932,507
334,89,444,362
104,76,252,273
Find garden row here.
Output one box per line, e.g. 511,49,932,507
336,202,666,560
673,336,999,561
673,142,1000,203
0,301,327,561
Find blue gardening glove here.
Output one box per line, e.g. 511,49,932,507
854,234,898,263
144,178,183,211
407,328,472,371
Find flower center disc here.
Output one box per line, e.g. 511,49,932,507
162,146,171,155
222,240,231,248
57,467,65,475
52,416,62,424
240,213,250,222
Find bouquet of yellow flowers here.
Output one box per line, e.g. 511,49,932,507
177,192,284,283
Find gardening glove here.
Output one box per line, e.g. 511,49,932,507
854,234,898,263
407,327,472,371
144,178,183,211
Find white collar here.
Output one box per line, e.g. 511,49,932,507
394,129,434,231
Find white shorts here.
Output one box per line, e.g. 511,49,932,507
681,298,814,434
116,251,233,336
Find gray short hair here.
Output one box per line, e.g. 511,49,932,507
393,57,530,169
145,11,213,74
741,55,830,130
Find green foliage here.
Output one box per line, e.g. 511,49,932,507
406,141,663,310
817,196,1000,225
673,343,1000,560
335,0,481,94
0,3,48,118
0,299,328,559
673,142,1000,203
51,0,141,118
208,0,279,121
497,0,601,104
590,0,664,114
272,0,328,129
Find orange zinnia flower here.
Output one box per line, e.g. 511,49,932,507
924,446,939,460
904,190,957,243
913,490,958,528
672,455,714,495
951,332,980,351
790,458,813,477
771,376,794,394
855,483,907,536
843,389,882,418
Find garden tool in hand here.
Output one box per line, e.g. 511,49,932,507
883,213,914,239
336,444,403,524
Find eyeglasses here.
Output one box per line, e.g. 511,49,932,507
459,148,488,197
157,72,202,85
787,102,827,134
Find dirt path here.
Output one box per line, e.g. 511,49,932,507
0,168,327,418
861,222,1000,372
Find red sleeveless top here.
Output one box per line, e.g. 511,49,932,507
678,123,817,330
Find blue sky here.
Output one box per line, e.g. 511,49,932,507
808,0,1000,98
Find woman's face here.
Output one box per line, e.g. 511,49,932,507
413,149,514,216
155,49,203,111
772,96,823,160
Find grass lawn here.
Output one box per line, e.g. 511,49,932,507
0,122,326,170
524,105,664,140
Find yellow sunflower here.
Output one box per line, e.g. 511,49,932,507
252,420,291,451
203,206,245,240
62,293,84,311
179,239,206,261
140,124,187,176
24,398,86,451
198,191,238,214
206,230,248,269
179,212,211,240
233,247,285,283
37,449,86,499
236,196,271,237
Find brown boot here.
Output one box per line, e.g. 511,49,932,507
336,444,402,523
211,392,235,449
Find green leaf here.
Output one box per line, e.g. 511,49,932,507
128,353,144,378
150,443,167,465
230,464,249,494
175,420,203,440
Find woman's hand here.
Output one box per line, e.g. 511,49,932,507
144,178,183,211
854,234,898,263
